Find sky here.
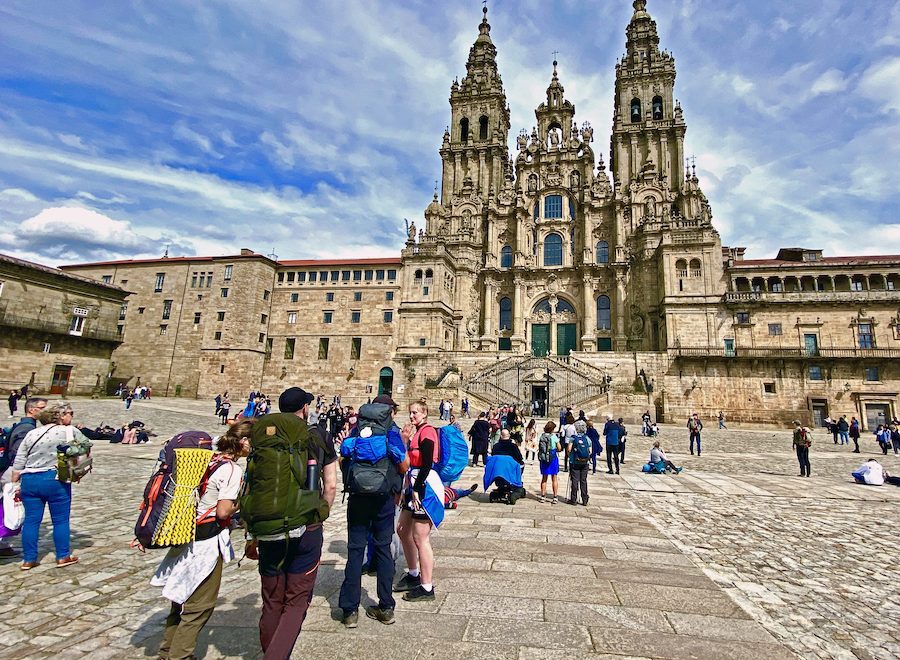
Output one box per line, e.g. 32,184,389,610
0,0,898,266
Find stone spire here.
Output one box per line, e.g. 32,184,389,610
460,6,503,93
625,0,662,68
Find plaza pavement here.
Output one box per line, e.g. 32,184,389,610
1,397,898,659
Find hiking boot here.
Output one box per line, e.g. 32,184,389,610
393,572,421,593
402,585,436,602
365,606,395,624
341,610,358,628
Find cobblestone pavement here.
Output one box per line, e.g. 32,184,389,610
0,398,895,658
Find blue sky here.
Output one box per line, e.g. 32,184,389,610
0,0,898,265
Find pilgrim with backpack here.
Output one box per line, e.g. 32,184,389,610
567,420,592,506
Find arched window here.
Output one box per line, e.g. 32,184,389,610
459,117,469,143
479,115,489,140
675,259,687,278
689,258,701,277
544,233,563,266
544,194,563,219
630,98,642,123
596,295,611,330
424,269,433,284
556,298,575,314
596,241,609,264
499,297,512,330
500,245,513,268
414,269,423,284
652,95,663,120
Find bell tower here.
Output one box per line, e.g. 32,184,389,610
610,0,686,194
439,6,511,203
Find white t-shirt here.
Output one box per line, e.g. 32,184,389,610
858,462,885,486
197,459,243,518
562,423,577,441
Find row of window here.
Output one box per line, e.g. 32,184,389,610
320,310,393,324
736,314,879,349
500,240,610,268
497,296,613,331
280,337,363,361
277,269,397,285
150,266,234,293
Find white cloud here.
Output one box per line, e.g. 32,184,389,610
856,57,900,112
810,68,849,96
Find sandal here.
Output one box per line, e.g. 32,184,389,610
56,555,79,568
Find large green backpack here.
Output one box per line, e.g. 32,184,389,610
241,412,330,537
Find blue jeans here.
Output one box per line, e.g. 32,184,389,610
839,431,848,444
339,494,396,612
20,470,72,563
690,432,701,455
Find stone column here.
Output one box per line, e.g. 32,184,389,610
481,279,497,350
479,150,488,194
581,274,596,351
549,313,558,356
630,135,639,181
659,132,669,182
453,153,463,194
614,268,627,350
512,277,525,352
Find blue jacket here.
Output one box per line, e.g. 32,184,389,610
483,454,523,489
603,420,620,446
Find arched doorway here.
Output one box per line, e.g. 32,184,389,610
378,367,393,396
530,297,578,356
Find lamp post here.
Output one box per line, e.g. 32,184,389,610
545,359,551,418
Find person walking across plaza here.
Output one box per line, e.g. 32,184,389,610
792,420,812,477
11,402,85,569
849,416,861,453
467,412,491,467
617,417,628,464
338,396,408,628
7,389,20,418
602,414,620,474
242,387,337,660
394,401,442,602
567,420,592,505
837,415,849,446
718,411,727,429
687,413,703,456
560,411,577,472
537,421,560,503
151,422,251,660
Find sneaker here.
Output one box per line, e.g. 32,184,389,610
402,585,436,602
341,610,358,628
55,556,79,568
551,497,558,504
538,495,546,503
676,467,683,474
20,561,40,571
0,547,20,558
606,470,614,474
365,606,395,624
469,483,479,492
393,572,421,593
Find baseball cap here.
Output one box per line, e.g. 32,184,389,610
278,387,314,413
372,394,398,408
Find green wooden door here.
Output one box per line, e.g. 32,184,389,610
557,323,577,356
531,324,550,356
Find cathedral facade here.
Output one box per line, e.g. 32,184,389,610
50,2,899,428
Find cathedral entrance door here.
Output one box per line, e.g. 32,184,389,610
556,323,577,356
531,324,550,356
531,385,547,417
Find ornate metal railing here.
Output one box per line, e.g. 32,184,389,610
671,346,900,359
464,355,609,411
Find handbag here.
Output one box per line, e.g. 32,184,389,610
1,482,24,533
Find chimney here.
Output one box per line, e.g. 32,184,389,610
240,248,254,256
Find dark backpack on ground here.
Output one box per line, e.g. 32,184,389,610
571,434,591,464
240,413,330,538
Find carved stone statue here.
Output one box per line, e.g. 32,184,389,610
407,221,417,241
570,170,580,189
644,198,656,218
581,123,593,143
517,131,528,152
528,173,538,192
548,129,560,148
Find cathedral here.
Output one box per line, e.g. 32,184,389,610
9,1,896,428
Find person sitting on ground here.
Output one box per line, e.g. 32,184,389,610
443,484,479,509
852,458,886,485
491,429,524,466
649,441,682,474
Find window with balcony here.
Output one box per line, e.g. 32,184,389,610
499,297,512,330
724,338,736,357
771,281,784,293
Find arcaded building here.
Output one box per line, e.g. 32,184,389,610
57,2,899,427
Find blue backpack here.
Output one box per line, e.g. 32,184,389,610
571,434,591,464
434,424,468,484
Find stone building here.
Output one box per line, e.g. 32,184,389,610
0,253,127,396
56,2,899,427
